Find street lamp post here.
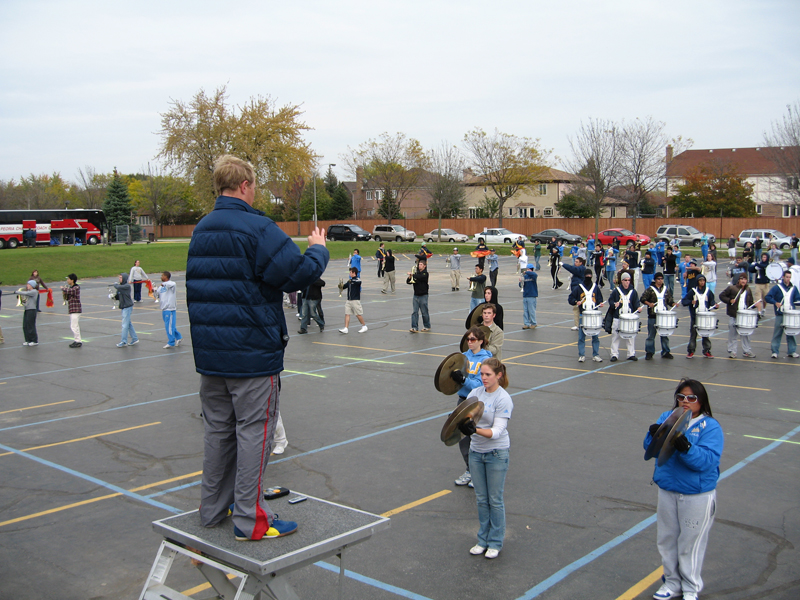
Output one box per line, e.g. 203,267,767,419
313,163,336,227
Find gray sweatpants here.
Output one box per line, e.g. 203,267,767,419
726,316,752,354
199,374,280,540
657,488,716,596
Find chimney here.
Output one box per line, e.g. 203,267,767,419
666,145,673,163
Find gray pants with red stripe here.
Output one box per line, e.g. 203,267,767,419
199,374,280,539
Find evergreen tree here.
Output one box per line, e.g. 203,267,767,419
103,169,138,241
327,184,353,220
323,166,339,195
377,185,402,220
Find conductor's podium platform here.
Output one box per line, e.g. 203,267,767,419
140,493,390,600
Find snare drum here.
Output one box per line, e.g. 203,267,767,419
655,310,678,336
618,313,640,339
581,309,603,337
782,308,800,336
695,311,717,338
735,308,759,336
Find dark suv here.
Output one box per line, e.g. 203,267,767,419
327,224,372,241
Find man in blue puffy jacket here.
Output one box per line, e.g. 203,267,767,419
187,155,329,541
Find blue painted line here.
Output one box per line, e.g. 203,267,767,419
146,480,200,498
513,422,800,599
315,561,434,600
0,441,182,514
0,393,198,433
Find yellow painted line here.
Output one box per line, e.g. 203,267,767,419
779,408,800,413
598,371,769,392
614,566,663,600
381,490,451,517
0,470,203,528
504,362,588,373
283,370,326,378
744,435,800,445
0,422,161,457
0,400,75,415
336,356,405,365
182,575,237,596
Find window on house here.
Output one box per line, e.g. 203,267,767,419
782,205,799,217
469,207,479,219
756,205,763,215
366,190,373,201
610,208,617,218
538,184,547,196
376,190,383,201
138,216,153,226
787,177,799,190
543,207,554,217
509,208,514,216
519,208,528,218
367,210,373,216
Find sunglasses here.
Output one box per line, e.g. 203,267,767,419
466,337,479,342
675,393,699,403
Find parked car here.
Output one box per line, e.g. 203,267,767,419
423,228,469,243
655,224,716,247
473,228,527,244
596,228,651,247
736,228,793,249
372,224,416,242
529,228,582,244
327,224,372,242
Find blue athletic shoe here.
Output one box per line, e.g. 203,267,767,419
265,516,298,538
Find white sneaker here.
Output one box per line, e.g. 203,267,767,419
469,544,486,555
175,339,182,347
28,342,38,346
652,584,681,600
789,353,800,358
22,342,29,346
771,353,778,359
484,548,500,559
578,356,585,362
682,594,697,600
571,326,579,331
273,445,286,455
592,355,603,362
338,327,348,334
163,344,175,349
358,325,368,333
455,471,471,486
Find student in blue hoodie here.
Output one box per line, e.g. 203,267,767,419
644,379,723,600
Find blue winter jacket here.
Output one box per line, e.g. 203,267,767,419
186,196,329,377
643,409,724,494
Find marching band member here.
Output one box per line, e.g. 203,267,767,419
641,272,675,361
608,272,640,362
15,281,39,346
644,379,723,600
449,247,462,291
682,274,715,359
468,265,487,312
128,260,148,303
158,271,183,348
375,243,387,278
61,273,82,348
466,286,504,331
719,273,759,359
568,270,603,363
459,357,512,560
450,326,493,489
561,257,587,331
764,270,800,359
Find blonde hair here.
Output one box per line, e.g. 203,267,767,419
213,155,256,196
482,357,509,388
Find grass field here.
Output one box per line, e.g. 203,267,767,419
0,240,476,286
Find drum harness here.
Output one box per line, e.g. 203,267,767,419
649,285,667,313
578,283,598,311
692,287,711,312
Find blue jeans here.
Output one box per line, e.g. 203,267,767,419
411,295,430,330
470,297,483,312
578,315,600,357
162,310,183,346
300,299,324,330
606,269,616,291
120,306,138,344
469,448,509,551
665,274,675,297
771,314,798,355
645,317,670,355
133,282,143,302
534,255,541,270
642,273,654,290
523,296,538,326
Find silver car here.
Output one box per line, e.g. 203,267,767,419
655,225,715,247
736,228,792,249
372,224,416,242
423,228,469,243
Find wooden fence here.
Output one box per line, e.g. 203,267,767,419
158,217,800,242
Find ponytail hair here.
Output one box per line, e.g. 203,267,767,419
482,357,509,389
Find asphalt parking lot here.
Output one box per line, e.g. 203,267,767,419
0,253,798,600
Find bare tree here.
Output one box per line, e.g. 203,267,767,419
426,143,467,238
616,117,669,232
564,118,620,237
341,132,427,224
75,167,110,209
462,128,549,227
763,100,800,207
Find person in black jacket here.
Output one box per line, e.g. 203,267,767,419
681,274,716,359
466,286,505,330
381,249,396,294
408,259,430,332
297,278,325,334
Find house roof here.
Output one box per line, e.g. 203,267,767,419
463,167,585,186
666,147,798,178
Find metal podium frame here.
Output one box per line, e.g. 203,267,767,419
140,493,390,600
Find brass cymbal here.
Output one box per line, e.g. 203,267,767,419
657,408,693,467
440,399,485,446
435,352,469,395
467,303,485,328
459,325,491,353
644,407,685,461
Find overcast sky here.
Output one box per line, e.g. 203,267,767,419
1,0,798,184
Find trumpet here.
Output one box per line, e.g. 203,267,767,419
107,284,119,309
62,278,70,305
409,264,417,284
16,288,27,307
445,256,451,268
468,278,476,291
338,278,344,297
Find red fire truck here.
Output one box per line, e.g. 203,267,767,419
0,209,107,248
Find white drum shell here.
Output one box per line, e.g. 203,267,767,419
783,309,800,336
618,313,640,339
735,308,759,336
765,263,784,281
695,311,717,338
655,310,678,336
582,310,603,337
